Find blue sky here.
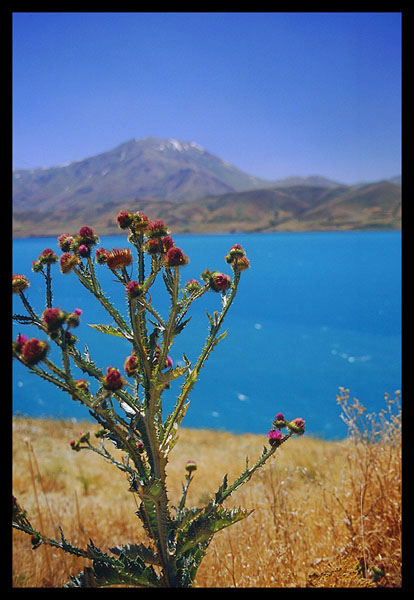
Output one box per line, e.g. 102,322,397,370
12,11,401,184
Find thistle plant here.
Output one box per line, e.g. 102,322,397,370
12,212,305,588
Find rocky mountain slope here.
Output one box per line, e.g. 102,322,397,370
12,137,401,237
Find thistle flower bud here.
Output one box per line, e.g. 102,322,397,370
69,226,99,255
147,219,168,238
185,279,203,294
101,366,126,391
225,243,246,262
124,354,140,376
144,238,163,254
12,274,30,293
57,234,75,252
66,308,82,328
207,271,232,292
74,379,90,392
95,247,109,264
60,252,81,274
19,338,49,365
267,429,283,446
273,413,286,428
185,460,197,473
233,255,250,271
78,226,98,244
125,280,144,299
70,439,80,451
163,246,189,267
116,210,134,229
225,244,250,272
31,260,44,272
78,244,90,258
161,236,175,251
287,417,306,435
95,429,109,438
42,307,66,332
131,211,150,231
38,248,58,264
13,333,28,352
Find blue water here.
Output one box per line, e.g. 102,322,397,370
12,231,401,440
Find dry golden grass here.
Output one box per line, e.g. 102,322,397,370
12,394,402,588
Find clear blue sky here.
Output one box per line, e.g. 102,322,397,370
12,11,401,184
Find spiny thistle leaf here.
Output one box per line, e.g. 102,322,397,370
109,543,161,566
176,505,252,555
88,323,133,340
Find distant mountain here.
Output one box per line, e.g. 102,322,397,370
12,137,273,210
13,181,401,238
12,137,401,237
270,175,343,188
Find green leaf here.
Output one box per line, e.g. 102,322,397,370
88,323,132,340
155,365,189,389
109,543,161,566
214,474,228,504
174,316,192,335
176,504,252,556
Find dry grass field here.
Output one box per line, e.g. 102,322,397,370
12,391,402,588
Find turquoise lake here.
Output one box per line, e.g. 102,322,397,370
12,231,401,440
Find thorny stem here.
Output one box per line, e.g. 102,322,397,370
161,270,241,450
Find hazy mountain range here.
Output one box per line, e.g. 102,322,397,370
12,137,401,237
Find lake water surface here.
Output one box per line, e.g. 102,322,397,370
12,231,401,440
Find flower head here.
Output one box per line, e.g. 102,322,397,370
116,210,134,230
57,233,75,252
225,243,246,262
125,280,144,299
267,429,283,446
225,244,250,271
70,226,99,255
66,309,82,328
287,417,306,435
60,252,81,274
78,226,96,240
185,460,197,474
131,211,150,232
163,246,189,268
273,413,286,428
144,238,163,254
124,354,140,376
13,333,28,352
205,271,232,292
32,260,44,272
95,247,109,264
12,274,30,294
233,255,250,271
19,338,49,365
101,366,126,391
38,248,58,265
147,219,168,238
74,379,90,392
78,244,90,258
42,307,66,332
105,248,133,270
185,279,203,294
161,236,175,251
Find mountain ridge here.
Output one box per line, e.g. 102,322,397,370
12,137,401,237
